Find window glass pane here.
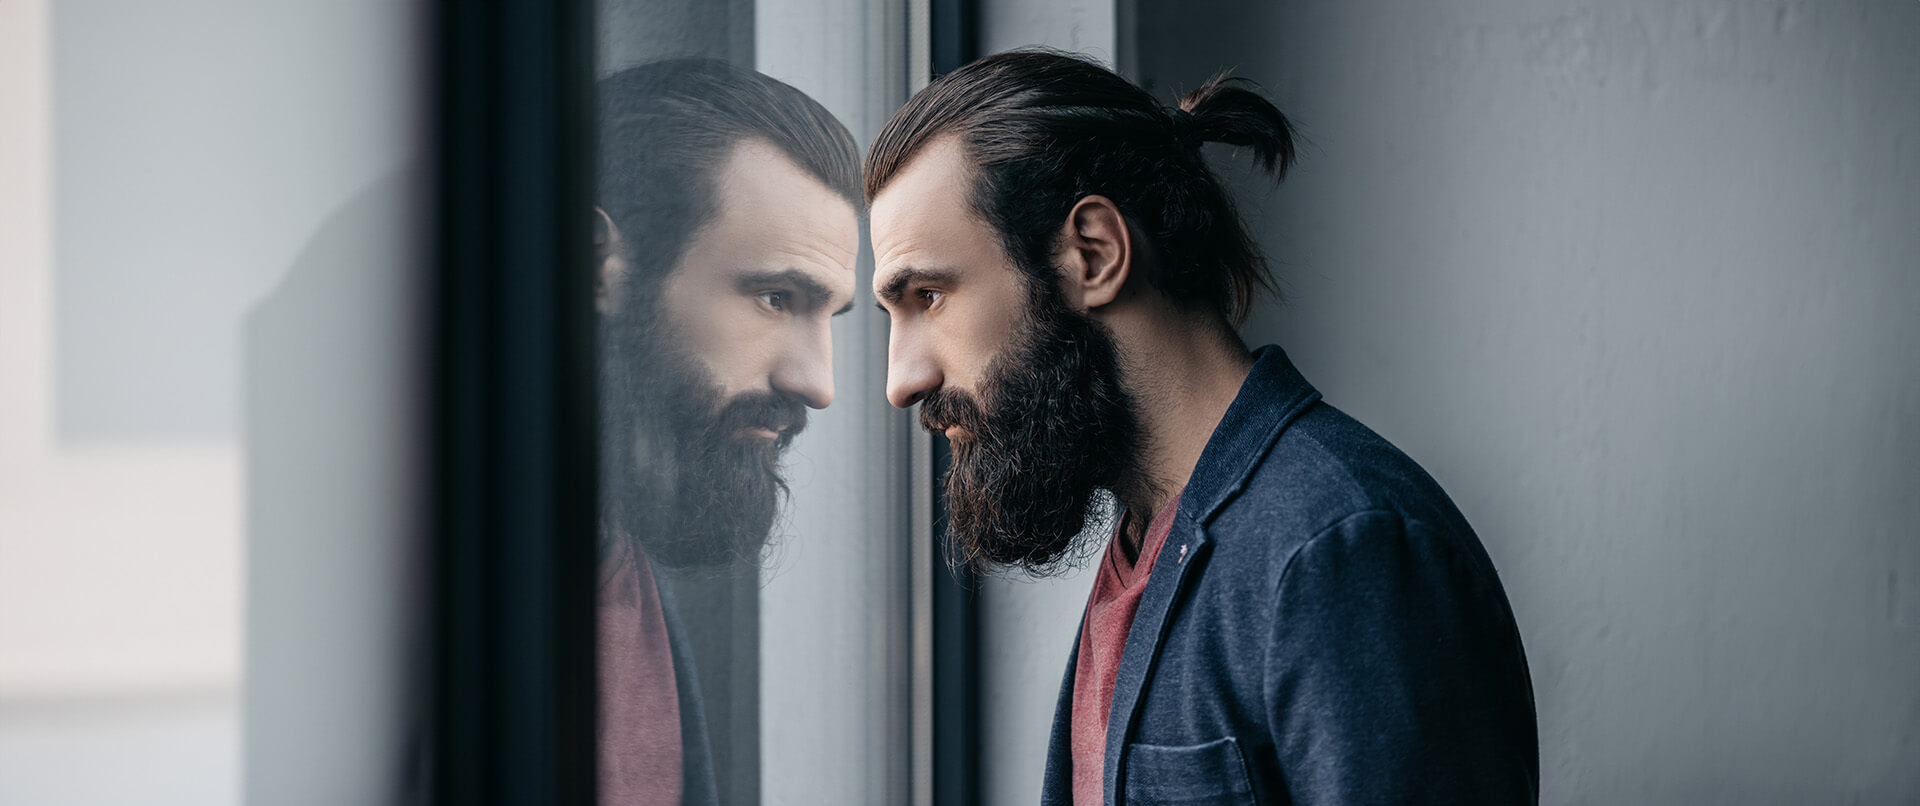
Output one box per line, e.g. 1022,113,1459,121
593,2,913,803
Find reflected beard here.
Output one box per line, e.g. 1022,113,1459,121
921,280,1146,574
602,323,807,571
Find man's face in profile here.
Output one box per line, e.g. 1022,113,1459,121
605,139,858,569
869,137,1142,572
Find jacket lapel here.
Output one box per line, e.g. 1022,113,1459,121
1099,346,1323,804
1040,612,1085,805
1099,511,1213,804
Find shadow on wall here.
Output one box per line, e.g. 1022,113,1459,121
245,168,430,805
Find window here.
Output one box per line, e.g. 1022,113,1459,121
591,1,925,803
1,2,963,803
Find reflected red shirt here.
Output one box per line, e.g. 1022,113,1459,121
1070,494,1183,806
598,538,683,805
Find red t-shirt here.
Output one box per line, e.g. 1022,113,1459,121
1070,494,1184,806
598,538,684,805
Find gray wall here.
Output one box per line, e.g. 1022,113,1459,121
51,0,424,442
1134,0,1920,802
2,2,430,805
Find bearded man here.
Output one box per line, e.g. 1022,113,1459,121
866,51,1538,805
595,59,860,806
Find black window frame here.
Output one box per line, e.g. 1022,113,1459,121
430,0,600,803
928,4,982,806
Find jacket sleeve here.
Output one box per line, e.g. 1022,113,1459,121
1264,509,1538,804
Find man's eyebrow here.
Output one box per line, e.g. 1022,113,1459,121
875,266,958,307
735,268,850,314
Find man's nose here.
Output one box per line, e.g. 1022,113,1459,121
770,322,835,409
885,329,942,409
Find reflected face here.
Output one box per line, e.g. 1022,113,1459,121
662,139,860,415
606,139,858,569
871,137,1143,572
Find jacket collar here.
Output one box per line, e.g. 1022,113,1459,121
1179,344,1323,527
1100,344,1321,803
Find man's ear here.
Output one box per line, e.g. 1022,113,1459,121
593,206,629,316
1056,194,1132,311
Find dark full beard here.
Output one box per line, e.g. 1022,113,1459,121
921,279,1148,575
601,313,807,571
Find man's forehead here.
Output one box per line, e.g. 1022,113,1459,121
705,140,861,284
718,142,857,237
872,137,973,229
870,137,984,291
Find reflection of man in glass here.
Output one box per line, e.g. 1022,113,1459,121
594,59,860,805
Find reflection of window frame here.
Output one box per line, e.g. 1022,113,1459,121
430,0,601,802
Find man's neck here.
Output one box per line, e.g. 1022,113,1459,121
1110,313,1254,560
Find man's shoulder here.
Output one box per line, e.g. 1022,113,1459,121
1204,398,1477,571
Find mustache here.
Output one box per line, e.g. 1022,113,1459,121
918,386,985,435
713,390,810,445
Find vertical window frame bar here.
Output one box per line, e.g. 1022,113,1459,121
430,0,599,802
926,7,980,806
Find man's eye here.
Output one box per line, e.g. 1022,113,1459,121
917,288,943,307
758,290,791,312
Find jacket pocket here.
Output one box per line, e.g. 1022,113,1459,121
1121,736,1257,806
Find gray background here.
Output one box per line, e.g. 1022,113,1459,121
984,0,1920,803
51,0,422,442
7,1,429,805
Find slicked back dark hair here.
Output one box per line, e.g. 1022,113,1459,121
864,49,1296,324
597,58,861,296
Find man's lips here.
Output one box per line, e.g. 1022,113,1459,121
920,402,971,440
927,422,969,441
737,425,782,440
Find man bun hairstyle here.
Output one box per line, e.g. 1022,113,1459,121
1172,72,1298,180
864,49,1297,324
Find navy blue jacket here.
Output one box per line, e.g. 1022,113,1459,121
1040,346,1538,805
